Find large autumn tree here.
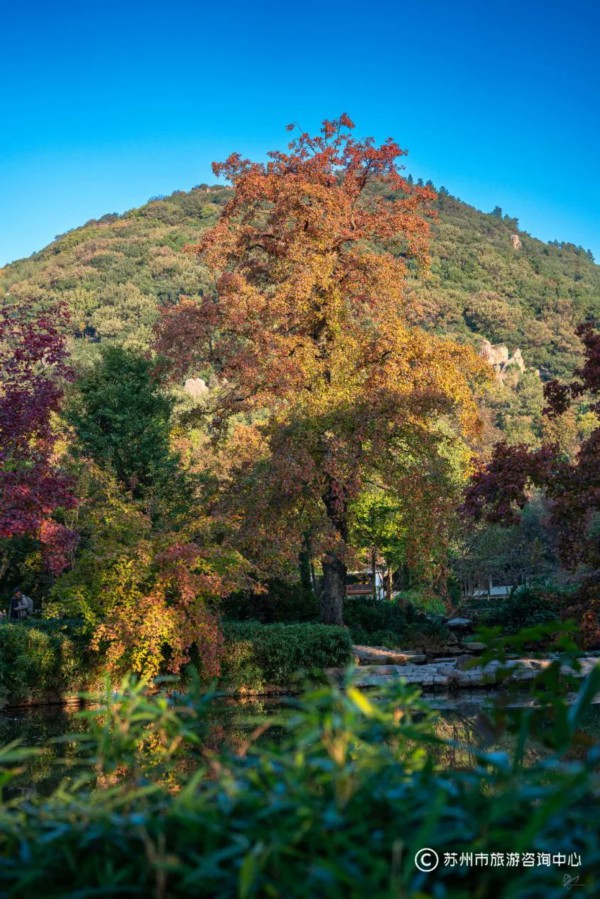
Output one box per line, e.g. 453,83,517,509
157,116,485,624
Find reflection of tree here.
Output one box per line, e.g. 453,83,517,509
432,707,550,769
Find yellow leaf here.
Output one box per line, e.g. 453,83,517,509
347,686,375,717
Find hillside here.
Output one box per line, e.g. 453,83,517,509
420,190,599,380
2,182,599,444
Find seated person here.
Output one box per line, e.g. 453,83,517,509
9,588,34,620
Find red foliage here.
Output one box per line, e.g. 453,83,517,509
464,442,562,526
573,321,600,408
155,543,227,676
0,304,77,572
543,322,600,418
542,380,571,419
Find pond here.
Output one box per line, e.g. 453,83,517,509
0,696,288,797
3,690,600,797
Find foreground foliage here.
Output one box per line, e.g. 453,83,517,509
0,665,599,897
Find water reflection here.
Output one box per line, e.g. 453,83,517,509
2,693,600,795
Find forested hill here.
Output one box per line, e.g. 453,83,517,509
2,183,599,387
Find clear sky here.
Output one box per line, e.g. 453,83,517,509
1,0,598,266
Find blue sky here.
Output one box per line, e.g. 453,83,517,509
1,0,598,266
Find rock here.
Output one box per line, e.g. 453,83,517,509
446,618,473,630
463,642,487,652
455,654,476,670
352,645,427,666
510,349,525,372
480,339,526,381
183,377,209,398
325,655,600,692
511,234,522,250
481,339,509,370
324,668,346,679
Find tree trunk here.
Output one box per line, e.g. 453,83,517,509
321,552,347,625
371,548,377,601
320,474,349,625
299,533,314,595
385,566,393,601
397,563,411,590
310,558,318,596
0,552,9,586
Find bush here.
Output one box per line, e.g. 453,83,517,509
344,597,450,651
343,596,408,635
481,585,561,633
221,622,352,689
0,620,91,705
395,588,447,616
223,589,453,654
558,574,600,649
222,586,453,653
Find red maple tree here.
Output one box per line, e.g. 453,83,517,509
0,304,77,574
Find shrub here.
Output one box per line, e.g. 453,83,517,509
344,597,450,651
0,620,91,705
223,590,453,655
395,588,447,616
343,596,408,634
559,574,600,649
221,622,352,689
482,585,561,633
222,587,453,654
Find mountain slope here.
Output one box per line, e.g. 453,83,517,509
1,183,599,448
417,191,599,379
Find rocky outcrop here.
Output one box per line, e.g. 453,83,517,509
511,234,522,251
184,377,209,398
480,340,525,380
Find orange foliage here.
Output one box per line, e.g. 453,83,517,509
157,116,487,622
91,542,233,679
